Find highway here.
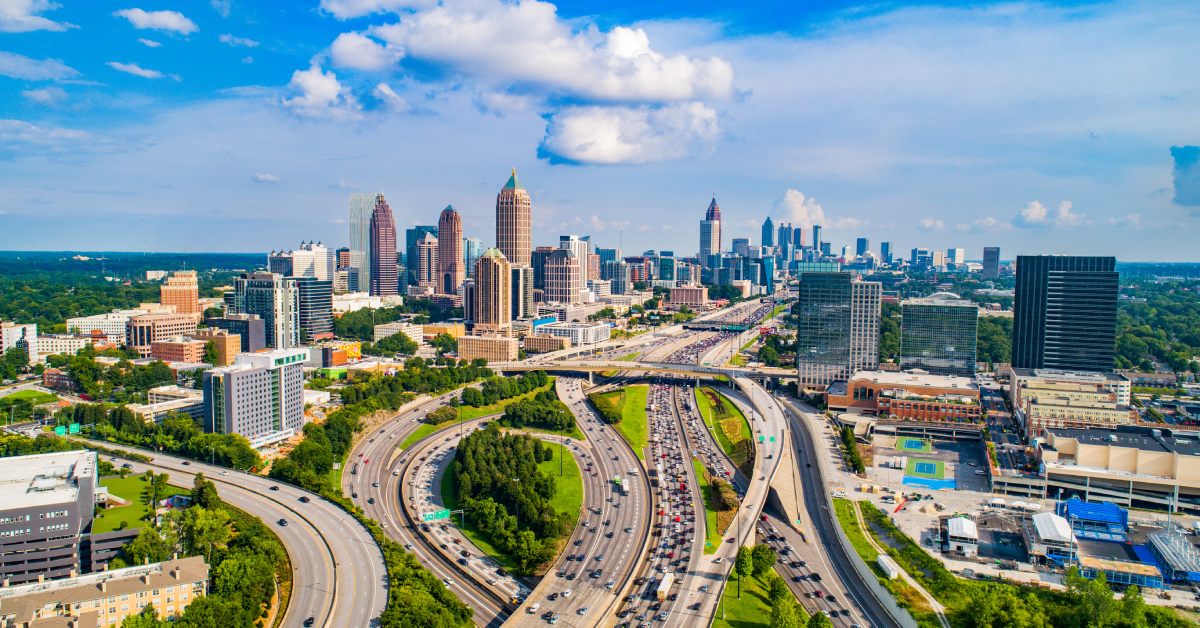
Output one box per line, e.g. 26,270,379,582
80,440,387,628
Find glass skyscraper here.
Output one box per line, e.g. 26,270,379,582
405,225,438,286
348,193,374,287
1013,255,1118,372
796,272,881,387
900,293,978,375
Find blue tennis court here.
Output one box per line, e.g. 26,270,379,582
898,438,932,453
915,461,936,475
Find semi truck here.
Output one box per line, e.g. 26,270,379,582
656,573,674,601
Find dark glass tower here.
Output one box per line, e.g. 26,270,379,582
796,272,852,387
369,194,398,296
1012,255,1118,372
295,277,333,342
761,216,775,248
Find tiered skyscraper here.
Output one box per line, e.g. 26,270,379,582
369,194,398,296
415,232,439,290
761,216,775,248
699,197,722,269
437,205,464,294
1013,255,1118,372
473,249,512,336
496,168,531,267
160,270,200,321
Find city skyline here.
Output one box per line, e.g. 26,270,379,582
0,2,1197,258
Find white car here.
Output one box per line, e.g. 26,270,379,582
527,602,541,614
561,588,572,598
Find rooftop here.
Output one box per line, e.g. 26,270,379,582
848,369,979,391
0,450,96,511
1047,425,1200,456
1031,512,1074,544
1011,368,1130,384
947,517,978,540
1078,554,1161,577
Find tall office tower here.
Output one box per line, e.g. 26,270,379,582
496,168,532,267
777,223,794,261
792,227,804,252
900,293,978,375
1013,255,1118,372
335,246,351,270
229,272,300,349
511,265,534,320
596,247,621,265
531,245,555,291
602,260,630,294
545,249,582,304
910,247,932,268
348,193,375,287
463,237,483,278
856,237,869,258
820,241,832,256
587,253,601,284
761,216,775,248
368,194,399,296
472,248,512,335
294,277,334,343
267,250,293,276
795,272,881,388
405,225,438,286
559,235,590,298
269,242,335,281
811,225,822,251
160,270,200,321
947,247,966,266
436,205,465,294
658,255,676,281
699,197,722,268
732,238,751,257
203,348,306,444
880,242,893,265
982,247,1001,279
0,450,97,584
415,232,440,290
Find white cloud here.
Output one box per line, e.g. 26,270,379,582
372,83,409,111
319,0,435,20
21,86,67,105
1106,213,1141,227
107,61,177,80
113,8,198,35
0,0,76,32
1053,200,1086,227
972,216,1009,232
0,51,78,81
0,119,89,146
1015,200,1048,227
281,64,361,121
1015,200,1086,228
219,33,259,48
539,102,718,165
330,32,399,71
138,38,161,47
252,172,280,183
477,92,539,115
772,189,827,228
371,0,734,103
210,0,232,18
919,217,945,231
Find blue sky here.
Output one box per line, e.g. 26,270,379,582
1,0,1198,260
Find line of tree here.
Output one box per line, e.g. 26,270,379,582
451,425,570,573
587,391,623,425
44,346,177,403
498,390,576,432
333,303,461,341
839,426,865,474
460,371,549,407
338,358,491,403
65,404,262,470
361,331,419,357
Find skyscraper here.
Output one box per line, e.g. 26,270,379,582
463,237,483,278
900,293,978,375
228,272,300,349
437,205,464,294
559,235,590,287
160,270,200,321
761,217,775,248
855,237,869,258
368,194,398,296
348,193,375,287
531,245,555,291
732,238,750,257
777,223,793,261
268,242,335,282
415,232,439,290
473,248,511,336
947,248,966,266
880,242,893,265
811,225,822,252
796,272,881,388
792,227,804,251
982,247,1001,279
1013,255,1118,372
699,197,721,269
511,265,533,320
405,225,438,286
294,277,334,343
496,168,531,267
545,249,582,304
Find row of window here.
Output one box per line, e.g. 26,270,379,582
0,528,31,538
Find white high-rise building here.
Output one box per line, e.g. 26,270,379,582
559,235,590,301
268,242,335,281
202,348,307,449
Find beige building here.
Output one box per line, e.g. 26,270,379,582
126,314,197,358
544,249,582,305
159,271,200,321
190,327,240,366
415,233,439,291
458,335,519,363
472,249,512,336
0,556,208,628
1009,368,1134,437
149,337,207,363
437,205,465,295
496,168,531,267
670,285,709,309
422,323,466,340
523,334,571,353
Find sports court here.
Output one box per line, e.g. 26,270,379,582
903,456,956,490
897,437,933,453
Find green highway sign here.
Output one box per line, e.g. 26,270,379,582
758,436,764,443
769,436,775,443
54,426,66,436
68,423,80,434
422,509,451,522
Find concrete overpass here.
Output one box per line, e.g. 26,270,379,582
491,359,795,381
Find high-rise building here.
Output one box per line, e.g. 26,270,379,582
228,273,300,349
596,247,621,265
559,235,590,290
699,197,722,269
545,249,582,304
792,227,804,252
348,193,375,287
496,168,531,267
511,265,533,320
204,313,266,353
203,348,307,447
732,238,750,257
531,245,555,291
900,293,978,376
405,225,438,286
463,237,483,278
587,253,601,285
761,217,775,248
1013,255,1118,373
811,225,822,252
437,205,465,294
982,247,1001,279
777,223,793,261
294,277,334,343
0,450,97,584
658,255,676,281
880,242,893,265
159,270,200,321
1,321,38,363
855,237,869,258
947,247,966,266
368,194,399,296
335,246,351,270
472,249,511,336
601,260,630,295
126,313,197,357
796,272,881,388
415,232,439,290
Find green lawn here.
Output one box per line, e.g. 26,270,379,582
93,474,185,533
3,390,58,404
593,385,649,459
904,458,946,480
693,457,722,554
456,378,556,421
695,387,753,473
713,568,806,628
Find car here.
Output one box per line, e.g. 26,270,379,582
577,607,589,615
303,618,315,627
372,481,380,488
277,518,288,526
367,497,375,504
699,584,709,592
351,492,358,498
605,580,616,590
181,460,191,466
403,543,414,550
220,470,229,476
548,614,560,624
811,572,822,582
442,578,453,587
713,557,722,564
565,573,576,580
298,496,310,503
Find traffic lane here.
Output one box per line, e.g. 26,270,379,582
759,513,859,627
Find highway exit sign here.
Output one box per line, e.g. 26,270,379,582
422,509,451,522
758,436,764,443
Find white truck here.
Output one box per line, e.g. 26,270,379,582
655,573,674,601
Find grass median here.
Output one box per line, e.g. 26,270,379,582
713,566,807,628
695,387,754,475
693,457,723,555
590,384,649,459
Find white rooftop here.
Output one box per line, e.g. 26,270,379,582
0,450,97,511
947,517,978,540
1032,512,1075,544
849,369,979,391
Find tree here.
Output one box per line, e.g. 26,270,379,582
1064,567,1117,627
767,571,790,605
430,333,457,356
735,546,752,598
202,340,218,365
805,609,833,628
751,543,777,577
191,473,221,510
141,471,170,521
770,597,803,628
120,604,164,628
125,526,176,565
181,506,231,564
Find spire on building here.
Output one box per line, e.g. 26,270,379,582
706,197,721,221
504,168,520,190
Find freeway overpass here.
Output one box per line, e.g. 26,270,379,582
490,359,795,381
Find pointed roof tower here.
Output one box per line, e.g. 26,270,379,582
503,167,520,190
705,197,721,221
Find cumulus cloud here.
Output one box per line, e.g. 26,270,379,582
21,86,67,105
0,51,77,81
114,8,198,35
477,92,539,115
330,32,399,71
1053,201,1086,227
371,0,734,103
0,0,77,32
771,189,828,228
319,0,436,20
252,172,280,183
107,61,177,80
372,83,409,111
138,38,161,47
1016,200,1086,227
219,33,259,48
1170,146,1200,207
538,102,718,165
1015,201,1048,227
917,217,944,231
972,216,1009,232
210,0,232,18
281,64,361,121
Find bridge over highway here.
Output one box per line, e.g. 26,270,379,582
491,360,796,381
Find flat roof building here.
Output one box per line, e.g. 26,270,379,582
1009,368,1134,438
1012,255,1118,373
826,370,981,423
0,451,97,585
457,335,518,363
126,313,196,358
900,293,978,376
538,321,611,346
202,348,307,449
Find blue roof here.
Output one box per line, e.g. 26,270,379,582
1059,498,1127,525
